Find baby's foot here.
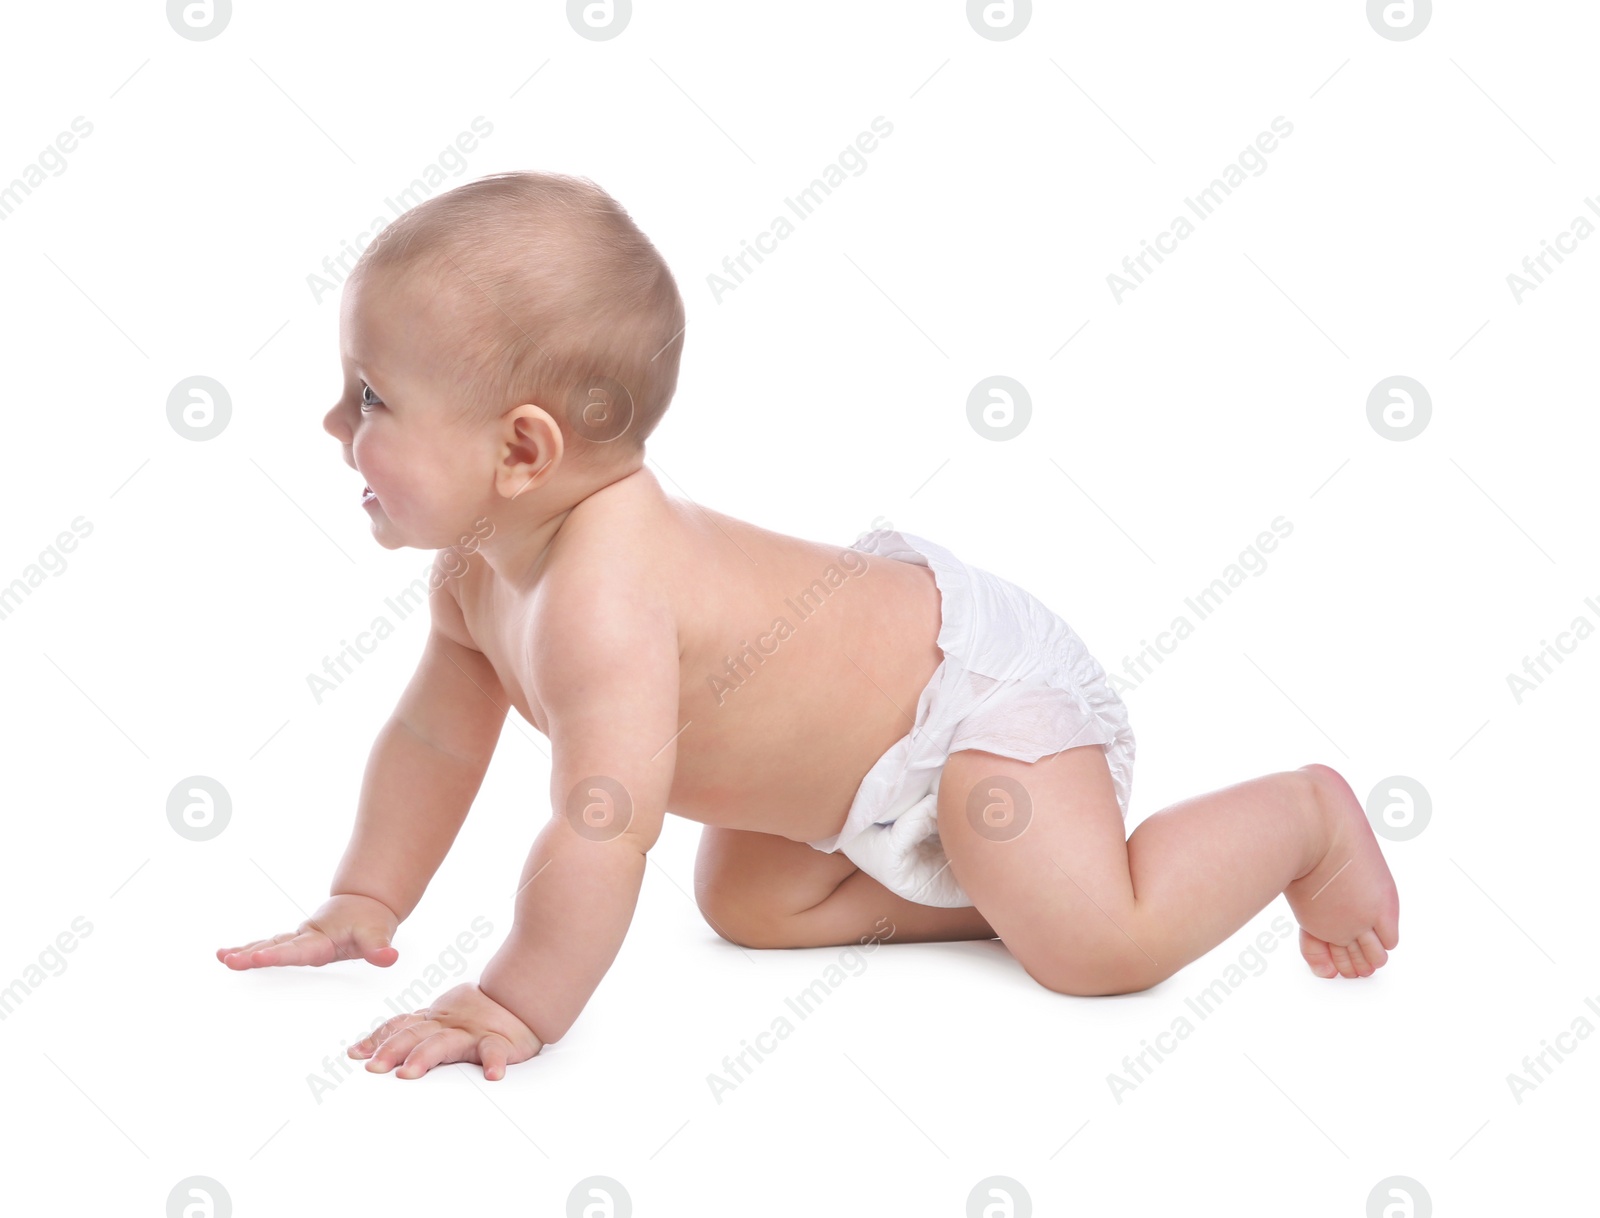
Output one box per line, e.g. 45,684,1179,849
1284,764,1400,979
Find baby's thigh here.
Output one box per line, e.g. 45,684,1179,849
693,825,858,936
935,744,1131,968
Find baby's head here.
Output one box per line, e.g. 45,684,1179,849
322,171,685,551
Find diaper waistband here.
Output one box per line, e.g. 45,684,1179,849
849,528,1073,684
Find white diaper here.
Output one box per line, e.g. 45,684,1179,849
806,529,1136,908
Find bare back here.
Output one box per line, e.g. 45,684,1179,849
449,467,943,843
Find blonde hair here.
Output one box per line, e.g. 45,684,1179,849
352,172,685,462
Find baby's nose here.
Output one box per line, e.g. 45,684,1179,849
322,403,347,441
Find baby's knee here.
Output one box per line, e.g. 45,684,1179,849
1022,943,1170,997
695,880,780,949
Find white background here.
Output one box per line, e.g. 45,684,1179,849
2,1,1595,1214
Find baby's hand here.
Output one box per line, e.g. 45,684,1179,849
216,893,400,970
349,982,543,1081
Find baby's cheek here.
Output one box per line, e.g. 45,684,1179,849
351,434,383,478
354,440,401,496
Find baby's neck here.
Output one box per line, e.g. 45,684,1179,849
473,459,651,589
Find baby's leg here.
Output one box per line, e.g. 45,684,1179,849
694,825,995,949
935,746,1398,993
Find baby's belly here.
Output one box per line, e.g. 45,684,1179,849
668,556,942,842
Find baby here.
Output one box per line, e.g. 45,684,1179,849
218,172,1399,1082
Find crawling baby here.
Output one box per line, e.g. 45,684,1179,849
218,171,1399,1081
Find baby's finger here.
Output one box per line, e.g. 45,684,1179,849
478,1033,513,1081
217,935,290,969
367,1020,441,1073
395,1029,473,1079
243,932,336,969
350,1012,426,1059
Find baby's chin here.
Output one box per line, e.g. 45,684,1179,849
368,513,463,552
363,508,411,550
368,523,426,552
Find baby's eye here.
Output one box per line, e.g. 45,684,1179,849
359,382,383,411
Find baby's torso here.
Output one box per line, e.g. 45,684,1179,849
451,471,944,842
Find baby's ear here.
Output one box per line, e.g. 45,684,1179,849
495,403,563,499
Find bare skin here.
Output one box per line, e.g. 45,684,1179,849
217,261,1399,1082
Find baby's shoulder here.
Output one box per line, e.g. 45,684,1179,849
535,531,671,635
524,542,678,715
542,473,679,598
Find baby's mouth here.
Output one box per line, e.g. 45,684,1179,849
362,485,379,505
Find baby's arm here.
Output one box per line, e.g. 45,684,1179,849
326,599,508,922
473,627,675,1043
477,602,678,1042
218,559,509,969
352,586,679,1077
